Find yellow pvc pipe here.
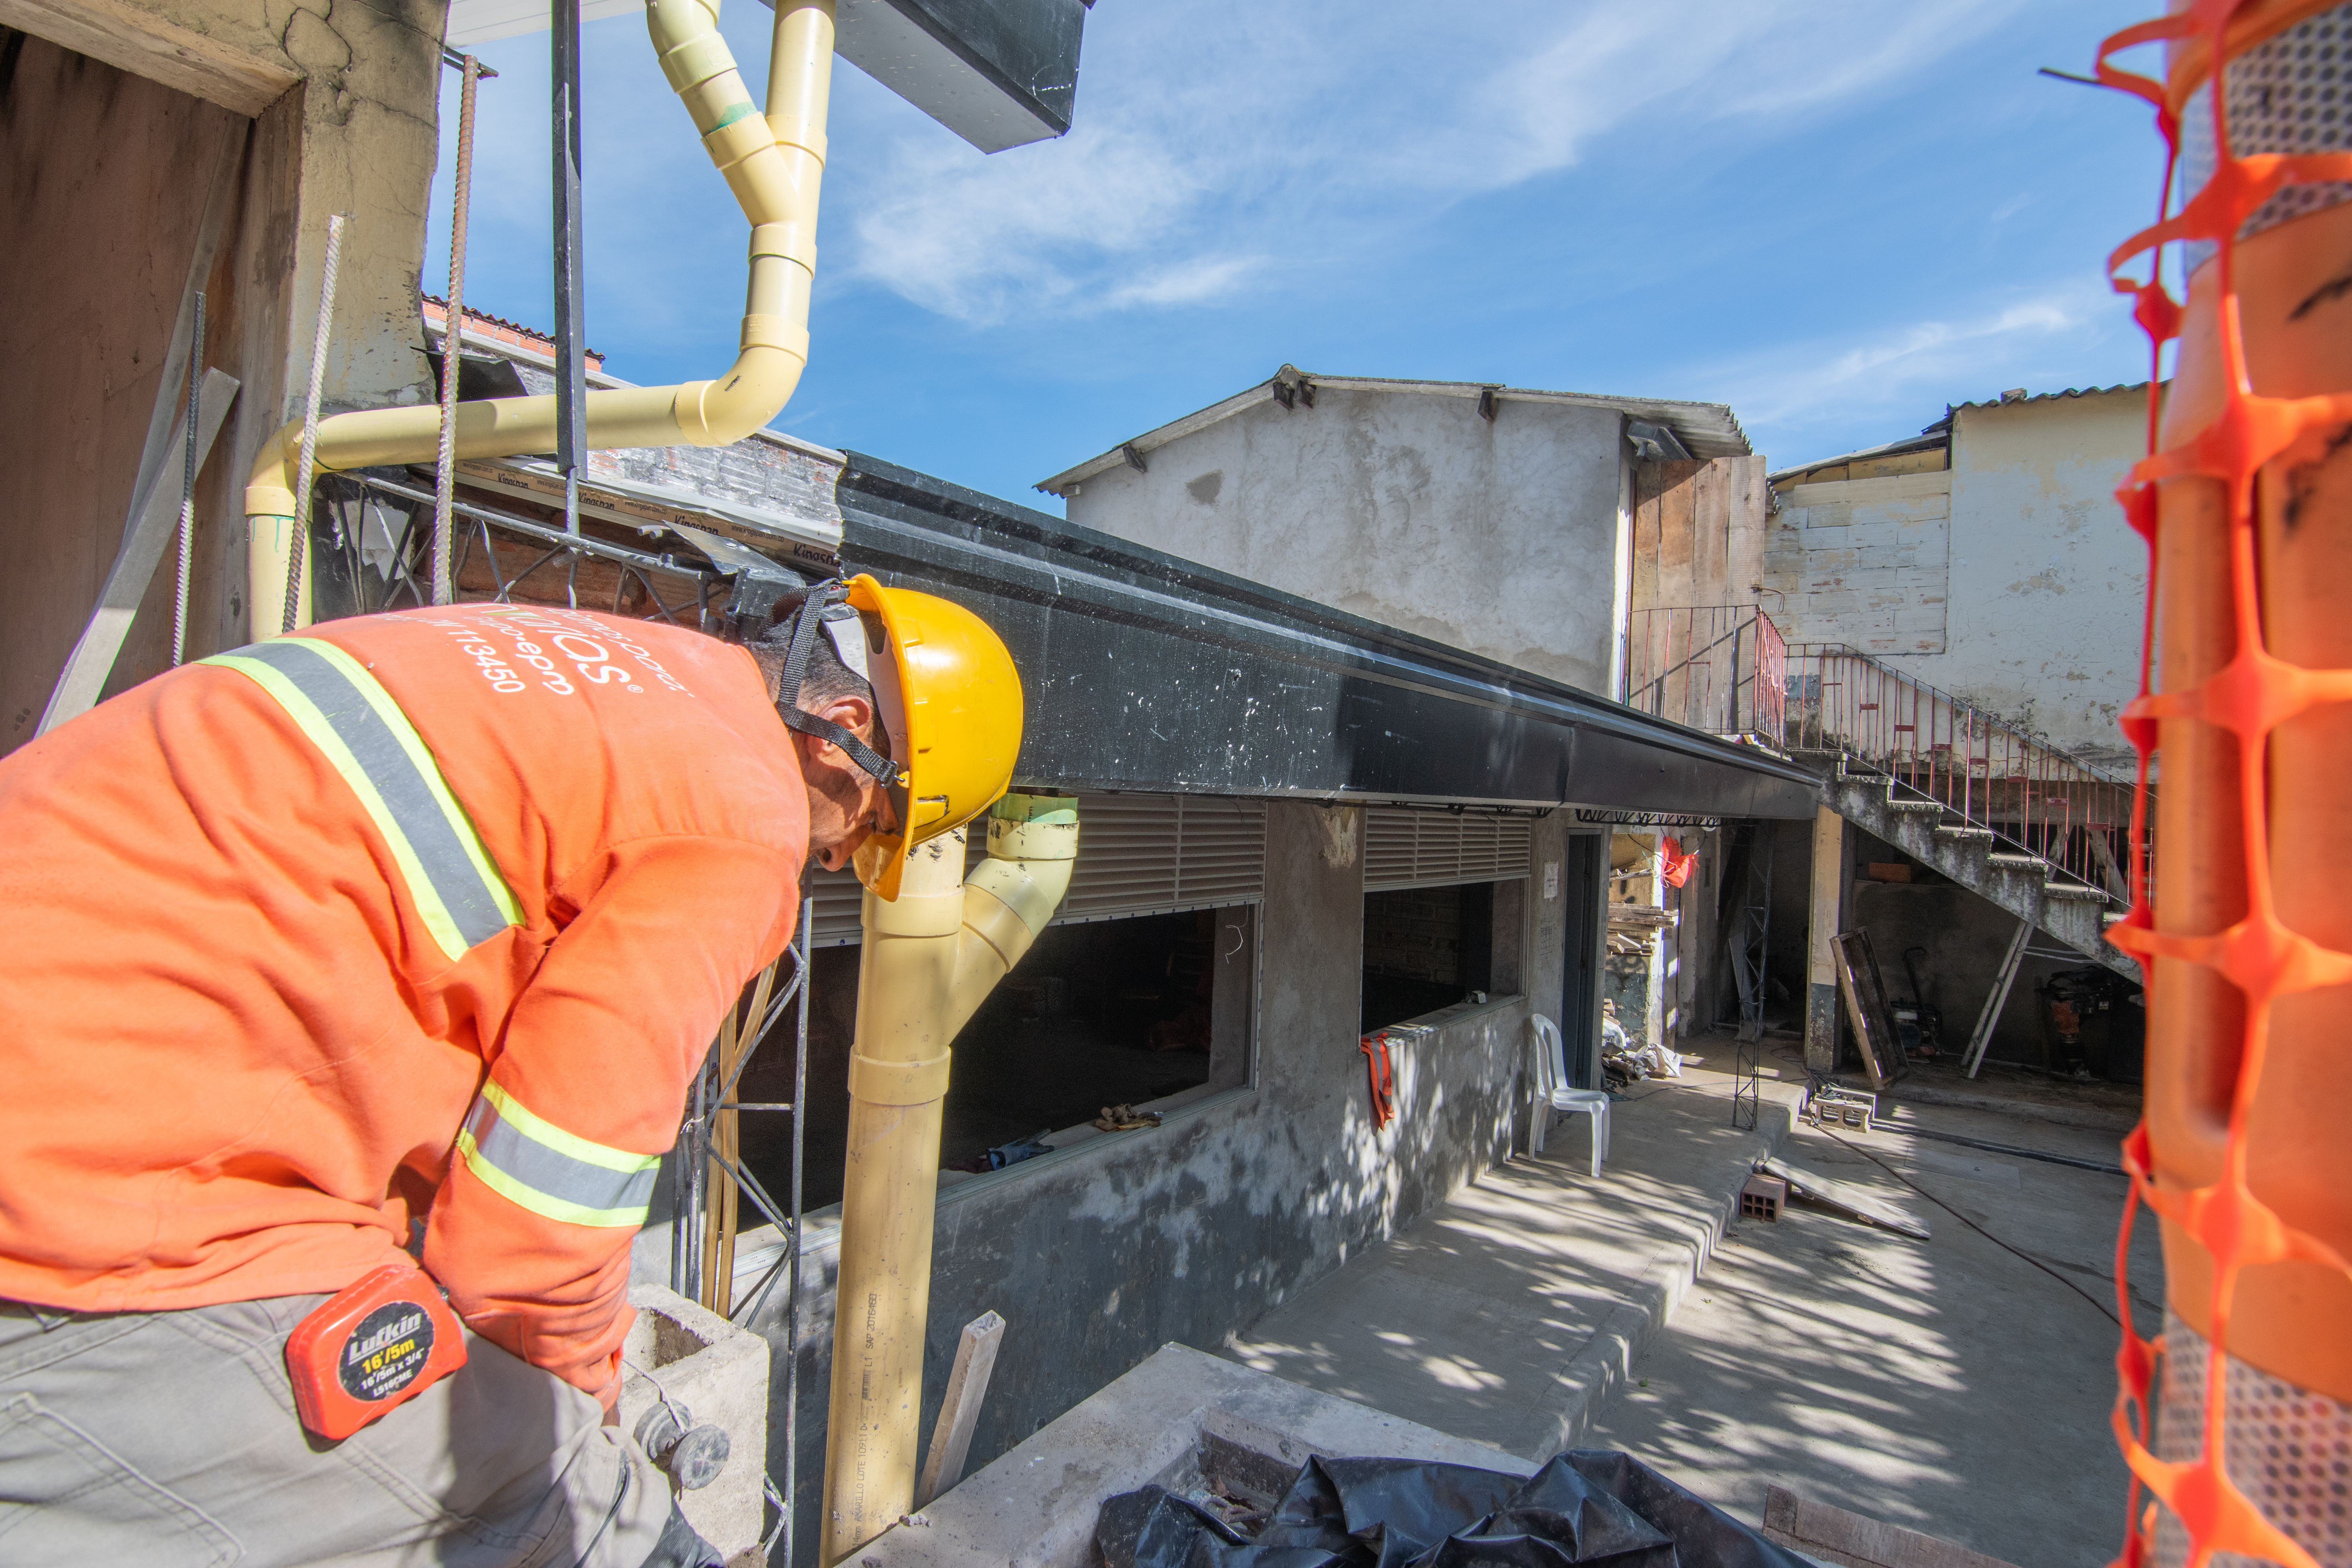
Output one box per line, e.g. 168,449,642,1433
822,795,1078,1565
243,0,836,634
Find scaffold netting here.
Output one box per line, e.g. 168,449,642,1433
2096,3,2352,1566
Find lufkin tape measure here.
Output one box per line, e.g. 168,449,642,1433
285,1264,467,1440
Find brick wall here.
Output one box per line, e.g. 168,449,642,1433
1763,470,1951,654
1364,885,1465,985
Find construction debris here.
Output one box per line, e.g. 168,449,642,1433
1762,1485,2020,1568
1757,1156,1930,1240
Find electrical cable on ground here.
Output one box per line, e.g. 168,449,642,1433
1887,1120,2126,1176
1817,1124,2122,1328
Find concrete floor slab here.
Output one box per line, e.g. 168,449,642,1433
1221,1067,1809,1461
1588,1093,2161,1567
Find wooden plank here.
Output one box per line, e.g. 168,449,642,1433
1630,461,1662,613
914,1310,1007,1508
1762,1485,2018,1568
1654,459,1700,610
1759,1157,1929,1241
1726,456,1768,606
1833,929,1908,1089
1690,459,1731,607
37,370,240,734
0,0,300,115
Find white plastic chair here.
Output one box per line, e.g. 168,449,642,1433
1528,1014,1610,1177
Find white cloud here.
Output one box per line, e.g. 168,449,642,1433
828,0,2031,325
1686,278,2122,462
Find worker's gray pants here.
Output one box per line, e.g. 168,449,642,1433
0,1295,715,1568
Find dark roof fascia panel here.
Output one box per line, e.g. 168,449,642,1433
837,454,1821,820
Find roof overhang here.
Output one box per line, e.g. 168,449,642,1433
445,0,1085,152
842,455,1820,818
1036,370,1752,497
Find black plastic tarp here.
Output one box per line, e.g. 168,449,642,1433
1096,1450,1806,1568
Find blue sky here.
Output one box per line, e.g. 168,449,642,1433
427,1,2166,512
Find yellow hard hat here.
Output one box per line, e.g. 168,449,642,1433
841,575,1023,901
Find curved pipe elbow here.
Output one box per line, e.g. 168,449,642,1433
243,0,834,633
944,806,1078,1039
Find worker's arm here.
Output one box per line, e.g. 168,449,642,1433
423,835,797,1404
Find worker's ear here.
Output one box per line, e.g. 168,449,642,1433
805,693,875,746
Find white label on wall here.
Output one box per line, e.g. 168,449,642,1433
1544,861,1561,900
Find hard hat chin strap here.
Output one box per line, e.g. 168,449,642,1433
775,581,905,789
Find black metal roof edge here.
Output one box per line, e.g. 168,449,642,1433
837,450,1822,795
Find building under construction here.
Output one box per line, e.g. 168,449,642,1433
3,0,2349,1566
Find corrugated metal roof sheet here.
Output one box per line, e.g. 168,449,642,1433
1766,429,1948,484
1034,368,1751,495
1948,381,2151,410
1767,381,2157,481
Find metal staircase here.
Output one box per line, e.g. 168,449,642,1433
1624,610,2143,978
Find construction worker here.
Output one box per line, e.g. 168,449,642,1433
0,579,1021,1566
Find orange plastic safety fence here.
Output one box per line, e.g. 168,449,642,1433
2096,5,2352,1566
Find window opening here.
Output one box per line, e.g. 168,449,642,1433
1363,882,1505,1032
746,905,1256,1211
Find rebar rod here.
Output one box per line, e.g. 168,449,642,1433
284,214,346,634
172,292,205,666
434,54,482,606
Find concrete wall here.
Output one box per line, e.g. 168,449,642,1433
1763,469,1952,655
1063,390,1631,696
1918,394,2147,771
2,0,444,747
1765,391,2146,770
741,800,1572,1563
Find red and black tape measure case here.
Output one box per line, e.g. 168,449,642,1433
285,1264,468,1440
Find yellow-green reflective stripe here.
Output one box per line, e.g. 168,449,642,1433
457,1084,660,1229
201,639,520,959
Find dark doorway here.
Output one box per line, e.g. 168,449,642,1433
1559,833,1605,1089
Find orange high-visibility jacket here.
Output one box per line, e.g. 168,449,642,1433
0,606,808,1400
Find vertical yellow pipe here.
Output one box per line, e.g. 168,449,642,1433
823,797,1076,1564
245,0,835,632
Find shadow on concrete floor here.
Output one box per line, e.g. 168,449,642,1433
1220,1067,1804,1462
1588,1095,2159,1567
1220,1044,2156,1566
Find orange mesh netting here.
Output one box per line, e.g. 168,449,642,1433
2096,4,2352,1565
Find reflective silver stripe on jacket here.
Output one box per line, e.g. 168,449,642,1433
200,637,519,958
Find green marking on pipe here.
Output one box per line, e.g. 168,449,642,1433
993,793,1078,826
703,101,759,134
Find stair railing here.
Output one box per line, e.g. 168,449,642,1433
1622,605,1787,746
1782,642,2148,906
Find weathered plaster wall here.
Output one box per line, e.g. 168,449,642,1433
1064,390,1630,696
1763,469,1951,654
1913,394,2147,770
746,801,1549,1563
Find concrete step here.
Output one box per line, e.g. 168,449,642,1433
1933,825,1997,842
1885,800,1945,815
1985,852,2049,875
2044,883,2108,902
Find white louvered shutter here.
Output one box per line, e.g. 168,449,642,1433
1361,808,1532,892
805,792,1267,945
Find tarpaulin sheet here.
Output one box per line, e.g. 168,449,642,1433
1096,1450,1805,1568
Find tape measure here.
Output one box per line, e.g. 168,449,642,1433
285,1263,467,1440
